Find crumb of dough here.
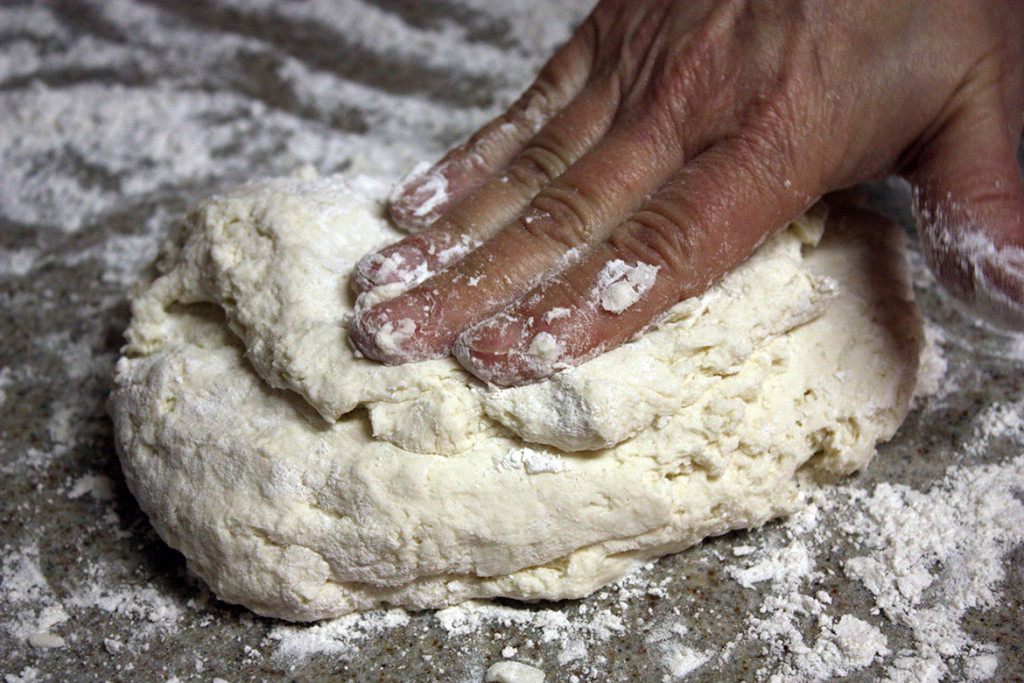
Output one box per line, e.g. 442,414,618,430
485,660,546,683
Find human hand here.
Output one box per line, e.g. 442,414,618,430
350,0,1024,386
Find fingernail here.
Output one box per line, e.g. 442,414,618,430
459,313,524,356
389,161,451,232
350,302,424,364
453,316,524,385
353,243,431,292
456,317,567,387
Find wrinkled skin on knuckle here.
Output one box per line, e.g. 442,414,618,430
587,0,722,119
527,188,596,250
504,144,568,199
612,0,813,160
957,48,1024,140
610,207,697,293
518,39,589,117
504,83,556,137
637,54,716,153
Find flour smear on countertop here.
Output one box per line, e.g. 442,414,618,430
1,1,1023,681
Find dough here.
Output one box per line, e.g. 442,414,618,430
110,173,922,622
486,661,546,683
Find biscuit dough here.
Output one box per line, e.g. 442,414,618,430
111,174,922,621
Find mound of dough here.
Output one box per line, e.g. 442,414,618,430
111,174,922,622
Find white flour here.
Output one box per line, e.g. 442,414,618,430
0,0,586,233
714,452,1024,682
593,259,660,313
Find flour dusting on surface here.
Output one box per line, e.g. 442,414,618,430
2,0,1024,680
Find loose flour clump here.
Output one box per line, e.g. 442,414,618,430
646,623,714,680
435,600,626,667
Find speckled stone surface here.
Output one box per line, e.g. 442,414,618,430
2,2,1023,682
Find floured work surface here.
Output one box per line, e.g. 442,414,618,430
5,2,1024,680
111,174,922,621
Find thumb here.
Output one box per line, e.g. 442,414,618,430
909,94,1024,330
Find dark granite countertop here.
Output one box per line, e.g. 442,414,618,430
2,2,1022,681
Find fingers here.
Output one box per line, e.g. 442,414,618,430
350,115,694,365
910,91,1024,329
352,78,622,294
387,20,598,232
454,137,817,386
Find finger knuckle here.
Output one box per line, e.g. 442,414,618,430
661,43,714,106
613,206,695,282
527,188,596,249
506,84,556,137
734,110,804,195
505,141,572,196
